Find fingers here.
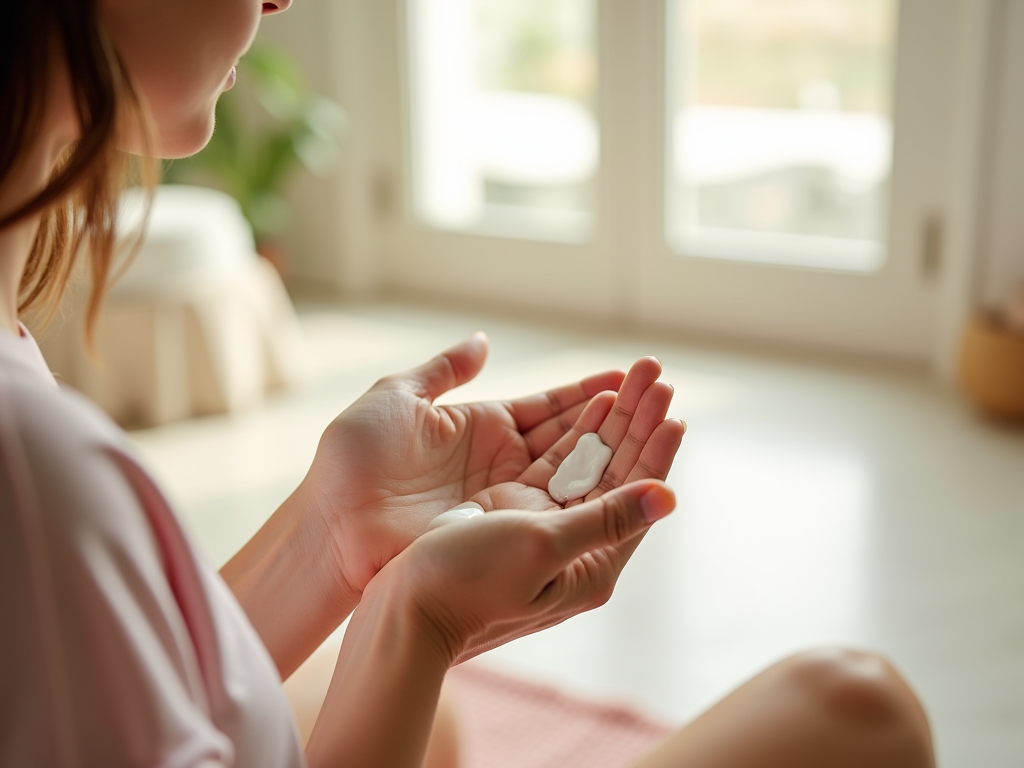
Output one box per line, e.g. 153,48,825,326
550,480,675,564
517,367,630,459
409,479,675,663
516,392,616,489
596,357,663,453
398,332,489,401
514,355,683,497
496,481,674,622
591,418,686,576
520,400,588,460
587,382,676,499
509,369,626,434
620,418,686,486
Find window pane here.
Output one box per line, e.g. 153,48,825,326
668,0,896,270
408,0,598,241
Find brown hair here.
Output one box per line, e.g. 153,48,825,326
0,0,157,342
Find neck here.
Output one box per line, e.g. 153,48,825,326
0,218,41,336
0,133,68,337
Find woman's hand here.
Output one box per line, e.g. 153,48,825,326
305,481,676,768
409,479,678,664
299,333,682,607
224,333,682,679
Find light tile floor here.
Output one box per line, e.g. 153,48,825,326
129,300,1024,768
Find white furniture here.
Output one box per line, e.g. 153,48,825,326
40,185,306,427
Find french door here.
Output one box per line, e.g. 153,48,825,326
370,0,965,360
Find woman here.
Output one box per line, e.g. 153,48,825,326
0,1,936,766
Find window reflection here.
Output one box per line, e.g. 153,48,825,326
408,0,598,241
668,0,897,270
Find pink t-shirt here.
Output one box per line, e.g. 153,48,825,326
0,326,305,767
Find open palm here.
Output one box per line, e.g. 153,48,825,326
299,333,683,601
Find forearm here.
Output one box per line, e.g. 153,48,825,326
304,571,450,768
221,482,360,679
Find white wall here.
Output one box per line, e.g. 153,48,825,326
978,0,1024,309
255,0,382,297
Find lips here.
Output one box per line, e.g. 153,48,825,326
224,66,237,91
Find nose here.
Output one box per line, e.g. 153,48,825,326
262,0,291,13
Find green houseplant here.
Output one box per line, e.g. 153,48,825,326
163,44,346,268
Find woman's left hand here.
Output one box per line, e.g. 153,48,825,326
298,333,682,605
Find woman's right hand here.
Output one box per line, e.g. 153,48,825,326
385,479,676,666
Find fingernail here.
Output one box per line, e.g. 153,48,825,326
678,419,687,434
640,485,675,523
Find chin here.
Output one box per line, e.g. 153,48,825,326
114,93,217,159
155,114,218,160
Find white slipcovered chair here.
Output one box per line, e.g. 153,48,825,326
39,185,305,427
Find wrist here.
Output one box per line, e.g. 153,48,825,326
221,482,361,678
306,562,451,768
359,532,499,670
364,565,455,669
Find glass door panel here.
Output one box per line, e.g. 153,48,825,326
378,0,958,358
408,0,598,242
668,0,897,271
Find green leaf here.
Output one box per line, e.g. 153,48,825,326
253,130,299,193
156,42,347,240
243,45,308,120
245,191,290,239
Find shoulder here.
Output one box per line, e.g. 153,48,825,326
0,368,160,562
0,364,132,453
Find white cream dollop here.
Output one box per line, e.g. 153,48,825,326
425,501,486,532
547,432,613,504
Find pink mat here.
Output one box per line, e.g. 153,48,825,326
446,664,674,768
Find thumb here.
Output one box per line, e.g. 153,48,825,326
551,480,675,560
401,332,489,401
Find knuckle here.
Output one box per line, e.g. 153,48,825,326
634,457,662,480
595,469,622,494
544,389,563,414
522,525,560,564
602,496,635,545
623,430,646,452
611,402,633,421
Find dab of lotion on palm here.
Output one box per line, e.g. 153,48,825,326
425,501,485,531
425,433,612,530
548,433,612,504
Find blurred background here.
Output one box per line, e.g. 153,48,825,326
39,1,1024,766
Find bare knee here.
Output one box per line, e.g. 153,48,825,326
629,648,934,768
783,649,908,724
779,648,934,765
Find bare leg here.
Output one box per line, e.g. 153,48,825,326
632,648,935,768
